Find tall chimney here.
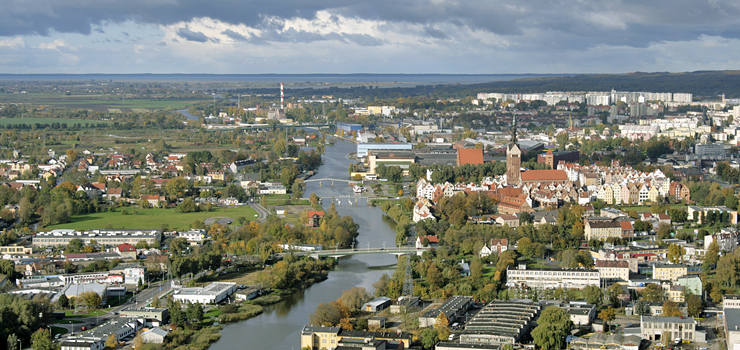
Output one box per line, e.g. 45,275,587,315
280,82,284,110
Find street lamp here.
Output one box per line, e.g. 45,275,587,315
18,339,21,350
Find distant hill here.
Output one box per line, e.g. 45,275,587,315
460,70,740,98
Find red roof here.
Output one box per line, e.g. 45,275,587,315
117,243,136,252
520,170,568,182
307,211,325,217
620,221,634,230
457,148,484,165
419,235,439,244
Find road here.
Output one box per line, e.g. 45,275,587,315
249,203,269,223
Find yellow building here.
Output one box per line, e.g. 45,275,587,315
584,217,622,241
301,326,340,350
300,326,412,350
663,284,686,302
648,185,660,203
652,264,688,282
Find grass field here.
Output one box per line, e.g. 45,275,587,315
63,309,107,318
47,207,259,231
0,117,112,125
619,204,689,212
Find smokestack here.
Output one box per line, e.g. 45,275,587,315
280,82,284,110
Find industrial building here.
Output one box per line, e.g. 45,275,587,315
459,300,541,345
357,143,413,157
172,282,237,304
419,296,474,328
119,307,169,323
33,229,161,248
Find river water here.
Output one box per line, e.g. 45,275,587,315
210,138,400,350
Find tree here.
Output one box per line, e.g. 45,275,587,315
519,212,533,225
373,273,390,297
662,300,683,317
0,259,16,282
58,294,69,309
309,193,319,206
133,333,143,350
421,328,439,350
31,328,53,350
598,307,616,332
584,285,602,305
7,333,18,350
470,259,483,281
105,333,117,349
169,237,188,256
686,292,702,318
426,263,444,289
309,301,343,326
66,238,85,253
657,222,672,240
668,244,686,264
339,287,371,312
634,300,650,316
531,306,573,350
187,302,204,324
165,177,190,200
642,283,664,302
705,240,720,267
79,291,102,309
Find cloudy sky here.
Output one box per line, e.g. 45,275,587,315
1,0,740,74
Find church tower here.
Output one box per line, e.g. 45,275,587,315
506,116,521,185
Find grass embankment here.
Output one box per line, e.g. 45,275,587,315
46,207,258,231
167,325,223,350
51,326,68,337
219,304,264,323
63,309,107,318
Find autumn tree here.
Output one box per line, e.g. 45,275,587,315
309,301,345,326
662,300,683,317
598,307,616,331
105,333,117,349
339,287,372,312
686,292,703,318
668,244,686,264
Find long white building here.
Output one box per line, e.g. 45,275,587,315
506,266,600,289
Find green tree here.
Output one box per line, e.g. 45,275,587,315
0,259,16,282
426,263,444,289
165,177,190,200
57,294,69,309
187,302,204,324
66,238,85,253
309,301,343,327
531,306,573,350
169,237,188,256
80,291,102,309
642,283,664,302
686,292,702,318
657,222,672,240
7,333,18,350
584,285,602,305
373,273,390,297
421,328,439,350
31,328,53,350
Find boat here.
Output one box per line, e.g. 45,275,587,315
353,185,365,193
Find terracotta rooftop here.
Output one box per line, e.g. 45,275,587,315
457,148,484,165
520,170,568,182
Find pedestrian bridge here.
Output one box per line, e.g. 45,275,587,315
303,178,360,184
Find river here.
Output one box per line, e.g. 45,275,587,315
210,138,400,350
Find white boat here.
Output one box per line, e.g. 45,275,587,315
353,185,365,193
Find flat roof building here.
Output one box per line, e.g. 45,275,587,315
172,282,236,304
119,307,169,322
33,229,161,248
460,300,540,345
506,266,600,289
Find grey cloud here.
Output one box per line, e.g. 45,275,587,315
157,41,166,46
177,27,210,42
222,29,248,41
342,33,384,46
2,0,740,52
424,27,448,40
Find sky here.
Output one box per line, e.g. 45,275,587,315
1,0,740,74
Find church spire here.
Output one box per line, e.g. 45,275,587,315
511,115,518,145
